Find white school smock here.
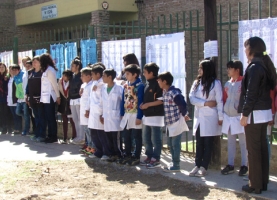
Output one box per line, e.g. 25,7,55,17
167,114,189,137
222,114,244,135
87,78,104,130
189,80,223,137
7,77,16,106
80,81,93,125
40,66,59,103
102,83,123,132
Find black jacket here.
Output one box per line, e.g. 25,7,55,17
238,58,272,117
68,73,82,100
143,77,164,117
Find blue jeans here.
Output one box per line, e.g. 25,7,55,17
9,106,22,131
32,104,46,138
143,125,163,160
84,125,95,148
16,102,30,134
44,97,57,140
168,133,182,169
124,128,142,158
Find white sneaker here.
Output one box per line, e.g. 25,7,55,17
189,166,200,177
89,154,97,159
195,166,207,177
101,155,109,161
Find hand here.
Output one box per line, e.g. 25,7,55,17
93,85,97,91
268,120,274,126
56,97,61,105
85,111,89,118
240,116,248,127
204,101,217,108
100,116,104,124
184,115,191,121
79,88,84,96
218,120,223,125
135,119,142,125
140,103,149,110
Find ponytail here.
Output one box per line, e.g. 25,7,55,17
262,54,276,90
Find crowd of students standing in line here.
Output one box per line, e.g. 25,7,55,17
0,36,274,194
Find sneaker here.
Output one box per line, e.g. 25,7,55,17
79,144,88,152
239,166,248,176
117,156,132,165
221,165,234,175
107,155,119,162
89,154,97,159
163,166,180,173
30,136,38,141
36,137,45,143
146,159,161,169
44,137,57,143
21,132,27,136
189,166,200,177
58,139,66,144
101,155,109,161
126,157,140,166
140,157,151,166
195,166,207,177
84,147,96,155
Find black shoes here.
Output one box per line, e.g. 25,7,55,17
242,184,262,194
44,137,57,143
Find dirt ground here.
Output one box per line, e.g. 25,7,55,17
0,158,265,200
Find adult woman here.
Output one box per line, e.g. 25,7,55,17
189,59,223,177
69,56,83,144
239,36,276,194
40,53,60,143
117,53,139,81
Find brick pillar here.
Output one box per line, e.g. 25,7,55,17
90,10,110,62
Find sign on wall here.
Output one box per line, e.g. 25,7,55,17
239,18,277,70
65,42,77,70
35,49,47,56
18,50,33,69
101,38,141,77
50,44,64,78
146,32,186,97
0,51,13,68
81,39,97,67
41,4,58,20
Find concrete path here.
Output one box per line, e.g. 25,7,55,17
0,134,276,199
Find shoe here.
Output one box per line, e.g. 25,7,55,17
242,184,261,194
238,166,248,176
89,154,98,159
262,184,267,191
195,166,207,177
58,139,67,144
79,144,87,152
101,155,109,161
36,137,45,142
146,160,161,169
117,156,132,165
30,135,38,141
84,147,96,155
189,166,200,177
44,138,57,143
163,166,180,173
72,139,85,145
21,132,27,136
140,157,151,166
126,157,140,166
107,155,120,162
221,165,234,175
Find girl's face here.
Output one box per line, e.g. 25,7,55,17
0,64,6,74
198,65,203,76
32,59,41,70
62,75,69,82
227,67,239,78
71,63,79,73
123,60,128,67
244,45,253,61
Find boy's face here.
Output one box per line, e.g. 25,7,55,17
157,78,166,89
12,68,20,76
125,71,137,82
81,73,92,83
91,72,100,81
102,73,111,84
143,69,153,80
62,74,69,82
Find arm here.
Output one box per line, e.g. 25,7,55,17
173,94,187,116
215,80,223,121
270,89,275,114
136,84,144,120
189,81,206,107
223,86,228,105
120,87,125,117
48,68,60,99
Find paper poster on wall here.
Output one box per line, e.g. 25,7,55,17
239,18,277,70
81,39,97,66
204,40,218,59
146,32,186,97
18,50,33,69
101,38,141,77
0,51,13,68
35,49,47,56
65,42,77,70
50,44,65,78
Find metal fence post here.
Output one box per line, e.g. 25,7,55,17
13,37,18,64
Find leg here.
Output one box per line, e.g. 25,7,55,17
151,126,163,160
227,132,237,166
111,131,121,157
62,114,69,139
16,102,23,117
10,106,22,132
195,126,204,168
237,133,248,166
44,97,57,140
70,105,83,140
133,128,142,159
123,128,133,156
90,129,103,158
97,130,112,156
0,103,8,132
170,133,182,169
29,107,36,133
201,136,214,170
69,118,76,139
260,123,269,187
142,125,153,159
23,103,30,134
32,105,40,138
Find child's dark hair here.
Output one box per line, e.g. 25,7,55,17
103,68,117,80
124,64,141,78
81,67,92,76
91,64,105,76
143,62,159,77
11,64,20,71
62,69,73,80
123,53,139,66
26,60,32,66
71,56,82,71
90,62,106,70
226,60,243,76
157,71,174,86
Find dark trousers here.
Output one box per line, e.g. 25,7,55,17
90,129,112,158
9,106,22,131
245,122,269,189
62,114,76,139
0,103,13,132
106,131,121,157
32,104,46,138
29,107,36,132
44,97,57,140
195,126,214,170
124,128,142,159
